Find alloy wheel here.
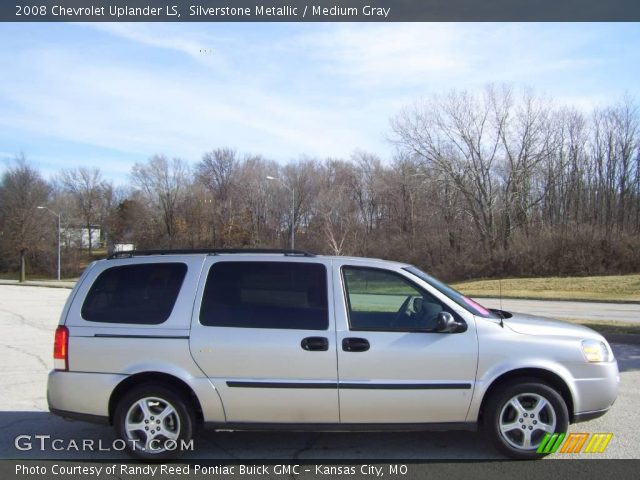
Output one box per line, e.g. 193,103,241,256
123,396,181,454
498,392,557,451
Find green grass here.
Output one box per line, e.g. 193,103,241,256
452,274,640,302
345,276,416,295
348,293,409,312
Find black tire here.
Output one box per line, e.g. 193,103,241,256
114,383,195,460
484,379,569,460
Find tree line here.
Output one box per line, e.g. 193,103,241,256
1,86,639,281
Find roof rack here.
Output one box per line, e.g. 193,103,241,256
108,248,316,259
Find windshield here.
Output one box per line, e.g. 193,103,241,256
403,266,499,319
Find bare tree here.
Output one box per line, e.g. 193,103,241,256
2,87,638,282
497,89,553,245
59,167,108,253
391,86,505,255
131,155,189,246
0,155,51,281
235,156,279,246
196,148,238,200
610,97,638,232
315,161,358,255
195,148,239,246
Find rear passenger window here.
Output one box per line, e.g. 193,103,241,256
81,263,187,324
200,262,328,330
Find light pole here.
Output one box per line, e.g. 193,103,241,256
37,206,61,281
266,175,295,250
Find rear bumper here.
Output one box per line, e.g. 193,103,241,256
47,370,126,422
49,407,109,425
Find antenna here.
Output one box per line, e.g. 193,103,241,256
497,278,505,327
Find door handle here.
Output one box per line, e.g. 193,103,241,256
342,337,370,352
301,336,329,351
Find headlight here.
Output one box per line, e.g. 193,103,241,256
581,339,611,363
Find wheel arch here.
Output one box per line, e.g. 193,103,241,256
478,368,575,424
108,371,204,426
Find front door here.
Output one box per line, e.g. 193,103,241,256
335,264,478,423
190,258,338,423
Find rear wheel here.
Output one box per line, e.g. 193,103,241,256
114,384,194,460
484,380,569,459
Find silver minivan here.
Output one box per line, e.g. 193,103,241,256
47,249,619,459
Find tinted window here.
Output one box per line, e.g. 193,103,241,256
82,263,187,324
343,267,449,331
200,262,328,330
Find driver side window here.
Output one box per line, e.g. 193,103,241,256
342,266,446,332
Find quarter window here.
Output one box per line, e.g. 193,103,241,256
200,262,329,330
81,263,187,324
342,267,448,331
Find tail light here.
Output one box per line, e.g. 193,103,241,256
53,326,69,371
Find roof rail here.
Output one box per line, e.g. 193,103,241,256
107,248,316,259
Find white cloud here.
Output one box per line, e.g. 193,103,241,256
87,23,218,60
0,23,637,182
0,41,377,167
286,23,606,92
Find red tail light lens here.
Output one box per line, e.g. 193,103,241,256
53,326,68,371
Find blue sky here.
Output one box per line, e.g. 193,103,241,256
0,22,639,184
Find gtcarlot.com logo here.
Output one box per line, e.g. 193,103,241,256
14,434,194,452
537,432,613,454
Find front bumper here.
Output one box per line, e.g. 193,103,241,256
570,359,619,420
574,407,611,423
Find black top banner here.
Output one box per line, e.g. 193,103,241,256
3,0,640,22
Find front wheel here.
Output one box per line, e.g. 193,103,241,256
484,380,569,459
114,384,194,460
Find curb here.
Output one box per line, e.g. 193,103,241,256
0,280,75,289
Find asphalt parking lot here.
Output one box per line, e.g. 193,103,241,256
0,285,638,460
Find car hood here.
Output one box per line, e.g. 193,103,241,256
502,312,603,340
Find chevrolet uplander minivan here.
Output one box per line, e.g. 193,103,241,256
47,249,619,459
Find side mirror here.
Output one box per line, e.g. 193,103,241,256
435,312,467,333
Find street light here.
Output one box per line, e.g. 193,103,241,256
266,175,295,250
37,206,61,281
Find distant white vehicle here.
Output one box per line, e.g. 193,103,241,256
61,227,101,249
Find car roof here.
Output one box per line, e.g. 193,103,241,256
106,249,412,268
